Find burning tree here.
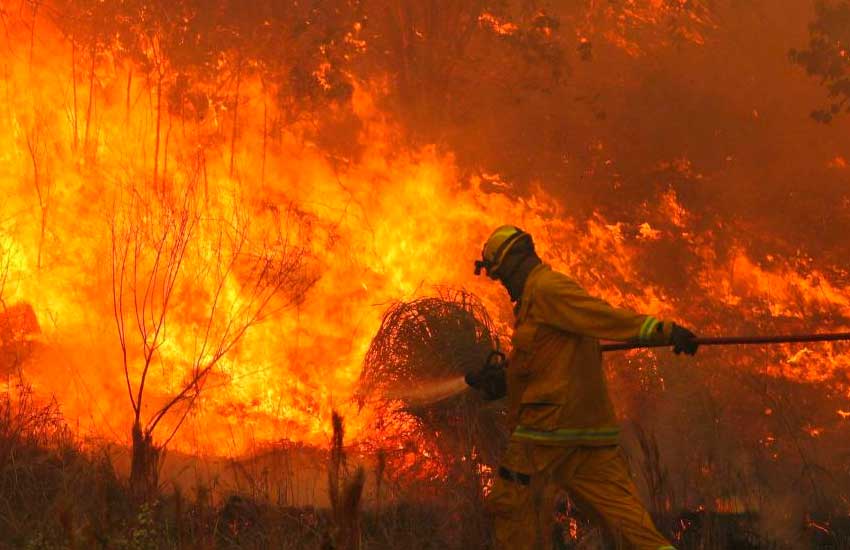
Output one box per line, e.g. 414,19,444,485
110,181,316,500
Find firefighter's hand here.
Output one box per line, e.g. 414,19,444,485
670,323,698,355
465,356,507,401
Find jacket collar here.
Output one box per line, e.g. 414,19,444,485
513,263,549,319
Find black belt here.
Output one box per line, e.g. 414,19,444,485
498,466,531,486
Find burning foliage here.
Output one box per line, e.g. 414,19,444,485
360,290,498,398
357,291,508,548
359,290,507,466
1,0,850,547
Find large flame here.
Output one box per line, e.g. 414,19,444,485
1,5,849,464
0,16,567,455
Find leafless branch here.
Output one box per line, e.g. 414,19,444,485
110,211,136,414
111,180,316,469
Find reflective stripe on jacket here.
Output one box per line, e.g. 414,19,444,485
506,264,671,445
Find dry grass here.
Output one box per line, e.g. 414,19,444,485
0,387,844,549
0,291,848,548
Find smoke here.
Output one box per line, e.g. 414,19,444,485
0,1,849,540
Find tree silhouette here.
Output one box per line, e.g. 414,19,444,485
111,180,316,500
790,0,850,122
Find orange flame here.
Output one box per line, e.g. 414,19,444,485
1,11,849,461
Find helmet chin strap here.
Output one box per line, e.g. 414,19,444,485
496,251,527,283
498,251,540,302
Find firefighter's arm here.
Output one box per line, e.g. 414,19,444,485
534,271,674,344
464,351,507,400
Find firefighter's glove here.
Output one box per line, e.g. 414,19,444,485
465,351,507,400
670,323,698,355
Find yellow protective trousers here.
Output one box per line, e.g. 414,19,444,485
487,442,675,550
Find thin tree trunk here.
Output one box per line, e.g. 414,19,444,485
394,2,411,108
71,41,78,151
28,2,37,74
1,66,10,132
84,47,95,155
130,421,160,503
202,152,209,203
163,114,172,184
26,132,47,270
229,55,242,178
261,96,267,186
125,67,132,124
153,69,163,190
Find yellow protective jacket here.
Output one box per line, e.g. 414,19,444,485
507,264,671,446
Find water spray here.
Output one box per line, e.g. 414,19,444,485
385,332,850,407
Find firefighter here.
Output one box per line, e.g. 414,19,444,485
467,225,697,550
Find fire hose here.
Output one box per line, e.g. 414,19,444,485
600,331,850,352
422,333,850,404
463,332,850,401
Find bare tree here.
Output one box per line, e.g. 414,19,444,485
110,180,315,501
23,116,52,270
